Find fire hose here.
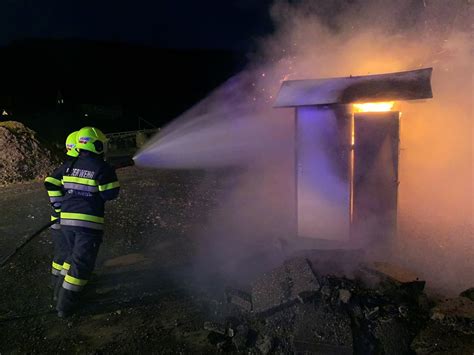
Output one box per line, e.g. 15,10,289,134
0,220,55,268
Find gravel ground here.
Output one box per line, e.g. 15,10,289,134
1,166,473,354
0,166,226,353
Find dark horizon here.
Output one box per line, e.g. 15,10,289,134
0,1,276,140
0,38,246,141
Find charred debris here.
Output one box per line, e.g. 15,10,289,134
201,250,474,354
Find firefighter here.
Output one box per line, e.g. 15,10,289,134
50,126,120,317
44,131,79,300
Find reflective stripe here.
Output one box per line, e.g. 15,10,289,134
61,213,104,224
62,281,83,292
55,209,61,213
98,181,120,191
51,216,59,221
63,176,98,187
60,268,68,276
52,262,63,271
45,177,62,187
47,190,63,197
63,182,98,192
52,261,62,275
63,262,71,270
49,196,64,203
51,223,61,230
65,274,88,286
61,219,104,230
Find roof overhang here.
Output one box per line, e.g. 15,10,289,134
274,68,433,108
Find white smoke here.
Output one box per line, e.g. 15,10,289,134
135,0,473,293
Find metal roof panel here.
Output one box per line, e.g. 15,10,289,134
274,68,433,107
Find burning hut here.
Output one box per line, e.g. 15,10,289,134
274,68,433,245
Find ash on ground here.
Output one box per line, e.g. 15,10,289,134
204,251,474,354
0,121,58,185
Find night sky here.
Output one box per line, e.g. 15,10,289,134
0,0,274,50
0,0,465,140
0,1,279,139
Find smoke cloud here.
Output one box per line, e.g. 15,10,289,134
135,0,473,293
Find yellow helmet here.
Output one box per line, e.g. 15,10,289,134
65,131,79,157
76,126,107,154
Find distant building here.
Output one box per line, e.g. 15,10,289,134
57,90,65,105
80,104,123,120
54,89,123,120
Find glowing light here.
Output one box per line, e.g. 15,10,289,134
351,119,355,146
353,101,395,112
350,115,355,223
2,110,8,116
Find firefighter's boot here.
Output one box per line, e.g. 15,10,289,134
56,286,80,318
50,274,58,289
53,275,65,302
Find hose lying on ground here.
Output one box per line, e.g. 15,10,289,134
0,220,55,268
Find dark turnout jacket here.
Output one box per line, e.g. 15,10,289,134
44,153,120,232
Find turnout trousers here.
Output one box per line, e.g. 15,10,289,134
50,226,70,291
56,226,102,315
51,227,67,277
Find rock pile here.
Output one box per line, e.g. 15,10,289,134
0,121,57,185
203,252,474,354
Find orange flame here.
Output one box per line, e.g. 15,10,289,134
353,101,395,112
